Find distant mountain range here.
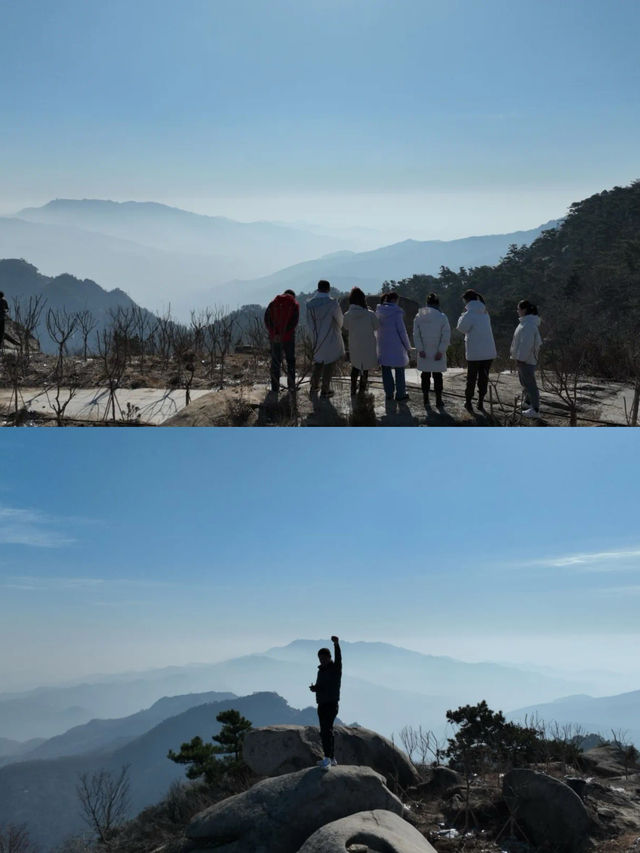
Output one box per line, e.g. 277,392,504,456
3,199,351,312
0,640,597,744
212,220,560,305
1,198,559,314
508,689,640,747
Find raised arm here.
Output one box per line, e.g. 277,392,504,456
331,635,342,674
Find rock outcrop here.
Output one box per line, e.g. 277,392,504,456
243,724,419,791
503,768,592,853
296,809,437,852
186,765,403,853
581,744,640,778
2,318,40,353
412,765,462,796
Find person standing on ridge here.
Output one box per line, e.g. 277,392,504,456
510,299,543,419
343,287,379,396
413,292,451,409
0,291,9,350
309,635,342,768
306,280,344,398
376,291,411,401
456,289,497,413
264,289,300,394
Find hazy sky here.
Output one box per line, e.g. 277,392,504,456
1,430,639,692
1,0,638,238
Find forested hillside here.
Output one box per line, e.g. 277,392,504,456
384,181,640,380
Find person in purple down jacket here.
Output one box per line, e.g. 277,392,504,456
376,292,411,401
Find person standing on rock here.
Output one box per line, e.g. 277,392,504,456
264,289,300,394
306,280,345,398
456,289,497,413
309,635,342,769
0,292,8,350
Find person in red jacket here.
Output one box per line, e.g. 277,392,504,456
264,289,300,394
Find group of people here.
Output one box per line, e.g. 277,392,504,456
265,281,543,417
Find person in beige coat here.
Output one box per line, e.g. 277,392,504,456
343,287,379,395
307,280,345,398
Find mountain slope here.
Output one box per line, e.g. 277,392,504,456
212,220,560,304
14,691,236,763
0,692,317,851
0,258,152,354
508,688,640,746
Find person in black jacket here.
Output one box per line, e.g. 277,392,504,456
0,292,8,350
309,635,341,768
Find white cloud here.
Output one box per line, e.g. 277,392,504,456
0,575,178,592
0,506,76,548
525,547,640,571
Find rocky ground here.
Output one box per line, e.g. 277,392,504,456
0,351,636,426
104,729,640,853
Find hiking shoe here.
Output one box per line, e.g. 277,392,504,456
330,758,338,766
320,390,335,398
522,407,540,418
317,757,331,768
463,401,473,412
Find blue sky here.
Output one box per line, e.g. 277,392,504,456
1,430,639,690
1,0,638,236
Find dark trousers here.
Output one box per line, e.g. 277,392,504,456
381,366,406,399
421,371,443,402
517,361,540,410
270,339,296,392
350,367,368,394
317,702,339,758
310,361,335,395
465,359,492,403
0,317,4,348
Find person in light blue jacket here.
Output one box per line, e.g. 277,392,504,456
376,293,411,401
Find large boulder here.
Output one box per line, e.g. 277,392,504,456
186,765,403,853
412,766,463,797
503,768,592,853
243,725,419,790
296,809,436,852
581,744,639,778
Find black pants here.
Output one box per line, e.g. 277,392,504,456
350,367,368,394
421,371,443,401
310,361,335,395
465,359,492,403
270,339,296,392
317,702,338,758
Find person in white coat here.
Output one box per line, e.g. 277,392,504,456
343,287,379,395
413,293,451,409
510,299,543,418
306,280,345,397
456,289,497,412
